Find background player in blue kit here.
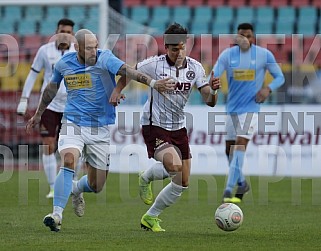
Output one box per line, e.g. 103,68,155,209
212,23,285,203
26,29,175,232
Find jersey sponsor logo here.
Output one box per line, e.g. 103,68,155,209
233,69,255,81
64,74,93,89
186,70,195,80
165,82,191,95
176,82,191,91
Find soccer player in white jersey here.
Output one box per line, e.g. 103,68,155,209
26,29,175,232
17,18,77,199
212,23,285,203
110,23,221,232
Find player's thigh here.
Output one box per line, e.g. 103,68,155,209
226,113,258,140
82,125,111,171
154,146,182,173
58,120,84,168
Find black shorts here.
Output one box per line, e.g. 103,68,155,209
39,109,63,138
142,125,191,160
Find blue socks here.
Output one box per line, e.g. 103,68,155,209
53,167,74,208
225,150,245,192
77,175,95,193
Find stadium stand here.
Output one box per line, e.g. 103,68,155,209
130,5,149,24
0,1,321,105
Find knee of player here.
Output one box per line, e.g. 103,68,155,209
63,153,77,169
165,163,183,173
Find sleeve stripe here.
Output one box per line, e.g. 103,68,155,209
31,67,40,73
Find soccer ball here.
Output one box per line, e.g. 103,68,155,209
214,203,243,231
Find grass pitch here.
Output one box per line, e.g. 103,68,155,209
1,171,321,250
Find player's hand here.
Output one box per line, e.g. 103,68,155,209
153,77,176,92
109,89,126,106
235,34,250,52
256,87,271,103
17,97,28,115
209,71,221,92
25,114,41,134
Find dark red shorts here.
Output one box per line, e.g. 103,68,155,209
39,109,63,138
142,125,191,160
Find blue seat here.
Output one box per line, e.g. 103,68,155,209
149,19,168,35
277,6,295,23
172,6,191,24
24,6,44,21
190,20,210,35
194,6,213,23
255,22,273,34
152,6,170,22
18,19,37,36
88,6,99,19
275,20,294,35
0,19,16,34
46,6,65,21
82,19,98,34
298,7,317,25
212,21,231,35
67,6,86,20
215,6,233,24
256,7,274,23
297,22,316,36
130,6,149,24
4,6,22,21
235,7,254,24
39,20,57,36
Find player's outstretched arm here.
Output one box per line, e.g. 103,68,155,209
26,83,58,133
117,64,175,92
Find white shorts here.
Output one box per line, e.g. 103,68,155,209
225,113,258,141
58,120,111,170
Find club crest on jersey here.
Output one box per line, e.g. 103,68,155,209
186,71,195,80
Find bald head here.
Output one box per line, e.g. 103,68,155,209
74,29,98,66
75,29,96,44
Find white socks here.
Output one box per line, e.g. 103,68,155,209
42,153,57,190
142,162,170,183
146,181,188,217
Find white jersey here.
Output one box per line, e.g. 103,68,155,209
139,55,208,130
21,42,76,112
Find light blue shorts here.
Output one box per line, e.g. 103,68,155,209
58,120,111,170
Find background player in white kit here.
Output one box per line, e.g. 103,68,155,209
17,18,78,198
110,23,221,232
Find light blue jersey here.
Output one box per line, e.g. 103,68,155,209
51,49,124,126
213,44,284,114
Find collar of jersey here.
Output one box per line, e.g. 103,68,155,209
165,55,187,69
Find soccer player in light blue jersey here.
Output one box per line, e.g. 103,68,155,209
212,23,285,203
26,29,175,232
